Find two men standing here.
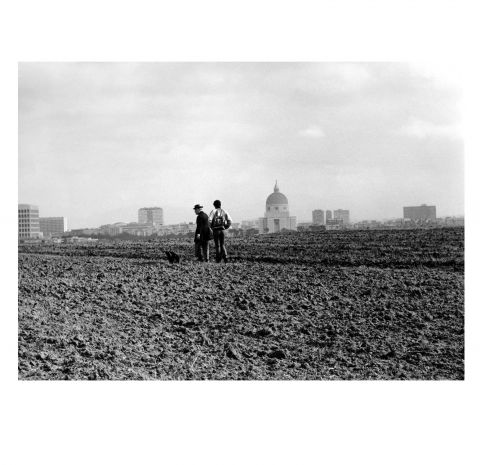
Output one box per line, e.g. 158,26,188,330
193,200,232,263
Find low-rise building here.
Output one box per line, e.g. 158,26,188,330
297,222,313,231
121,222,154,236
81,228,101,235
353,220,383,229
64,236,98,244
156,222,196,236
326,218,344,230
98,222,128,236
241,219,260,229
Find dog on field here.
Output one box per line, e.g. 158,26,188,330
164,251,181,263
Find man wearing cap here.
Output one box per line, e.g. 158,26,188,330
193,204,210,262
209,200,232,263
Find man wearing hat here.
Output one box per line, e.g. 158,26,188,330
193,204,210,262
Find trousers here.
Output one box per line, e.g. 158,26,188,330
195,239,209,261
213,230,227,261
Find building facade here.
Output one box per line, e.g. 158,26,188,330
443,216,464,227
259,181,297,233
98,222,128,236
120,222,154,236
69,228,101,236
326,210,332,221
241,219,260,230
334,209,350,224
18,204,41,239
157,222,197,236
326,218,344,230
312,209,325,225
39,217,67,238
138,207,164,226
403,204,436,222
297,222,314,231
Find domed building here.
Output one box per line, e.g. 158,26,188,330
259,181,297,233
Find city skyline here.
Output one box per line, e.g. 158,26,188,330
19,186,464,230
21,200,462,235
19,63,463,229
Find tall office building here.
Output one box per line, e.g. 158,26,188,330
138,207,164,226
18,204,41,239
39,217,67,238
326,210,332,221
403,204,436,221
312,209,325,225
334,209,350,224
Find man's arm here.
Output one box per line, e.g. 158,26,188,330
224,210,232,229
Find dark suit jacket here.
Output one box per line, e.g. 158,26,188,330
195,211,211,241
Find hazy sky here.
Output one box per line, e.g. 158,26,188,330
18,62,463,229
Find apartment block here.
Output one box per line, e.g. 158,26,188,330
334,209,350,224
138,207,164,226
39,216,67,238
18,204,41,239
312,209,325,225
403,204,436,222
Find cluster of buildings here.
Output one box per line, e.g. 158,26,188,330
249,183,351,233
70,206,240,238
309,208,350,230
238,181,349,233
73,207,167,237
72,220,197,238
18,204,67,240
298,203,455,231
18,186,463,241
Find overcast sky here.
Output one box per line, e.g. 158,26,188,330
18,62,463,229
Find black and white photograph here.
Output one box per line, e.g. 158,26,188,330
18,62,464,381
5,1,479,464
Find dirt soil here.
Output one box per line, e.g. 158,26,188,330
18,228,464,380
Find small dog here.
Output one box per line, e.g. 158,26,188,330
165,251,181,263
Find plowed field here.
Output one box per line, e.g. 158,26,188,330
18,228,464,380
